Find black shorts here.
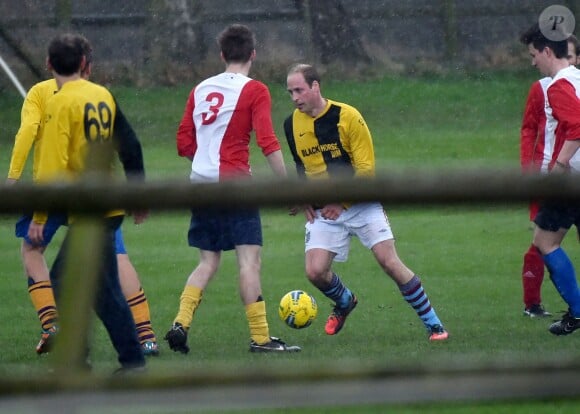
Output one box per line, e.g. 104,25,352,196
534,200,580,232
187,208,262,251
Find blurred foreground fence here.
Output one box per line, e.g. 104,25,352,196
1,166,580,412
3,167,580,214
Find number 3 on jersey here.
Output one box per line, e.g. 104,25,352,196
201,92,225,125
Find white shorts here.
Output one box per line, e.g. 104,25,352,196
305,202,394,262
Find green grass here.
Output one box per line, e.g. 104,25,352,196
1,72,580,412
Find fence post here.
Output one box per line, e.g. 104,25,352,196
50,143,113,375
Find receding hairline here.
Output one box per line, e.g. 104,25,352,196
288,63,312,75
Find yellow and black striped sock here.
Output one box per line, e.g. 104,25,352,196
126,288,156,344
174,285,203,329
27,278,58,331
246,300,270,345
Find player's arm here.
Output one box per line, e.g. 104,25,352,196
112,101,148,224
346,109,375,178
176,89,197,160
252,82,284,166
6,85,43,183
113,103,145,181
265,150,287,178
548,81,580,169
520,82,543,171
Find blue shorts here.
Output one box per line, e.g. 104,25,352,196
115,227,127,254
534,200,580,232
16,213,127,254
188,208,262,251
15,213,67,247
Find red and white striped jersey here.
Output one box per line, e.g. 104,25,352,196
547,65,580,172
176,72,281,182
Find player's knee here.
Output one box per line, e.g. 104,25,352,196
305,265,327,283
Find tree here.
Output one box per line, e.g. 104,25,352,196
145,0,207,84
297,0,371,65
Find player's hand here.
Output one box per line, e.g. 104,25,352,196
320,204,343,221
303,205,317,223
5,178,17,186
28,222,45,245
288,205,301,216
130,210,149,225
289,205,316,223
288,204,316,223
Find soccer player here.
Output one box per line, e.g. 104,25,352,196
283,63,449,341
28,32,146,371
6,37,158,356
164,24,300,353
519,35,580,318
520,22,580,335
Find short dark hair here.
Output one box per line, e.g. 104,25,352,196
287,63,321,87
568,34,580,57
48,33,89,76
217,24,255,63
520,22,569,59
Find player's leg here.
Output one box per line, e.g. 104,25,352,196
165,209,225,354
114,227,158,356
304,214,357,336
371,239,448,340
534,203,580,334
94,217,145,371
353,203,448,341
522,202,549,317
522,242,549,316
16,214,64,354
308,248,358,336
232,209,300,353
164,249,220,354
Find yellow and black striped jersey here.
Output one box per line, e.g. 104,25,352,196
283,99,375,180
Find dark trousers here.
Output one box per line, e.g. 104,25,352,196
50,215,145,368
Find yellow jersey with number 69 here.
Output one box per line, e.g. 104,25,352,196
33,78,120,223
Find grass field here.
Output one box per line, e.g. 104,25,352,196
1,72,580,412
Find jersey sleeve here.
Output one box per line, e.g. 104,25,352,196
250,81,281,156
113,102,145,181
345,107,375,178
548,79,580,142
7,85,44,180
176,89,197,158
520,81,544,170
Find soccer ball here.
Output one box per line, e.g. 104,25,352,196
278,290,318,329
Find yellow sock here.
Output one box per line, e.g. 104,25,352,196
126,288,156,344
28,280,58,331
174,285,203,329
246,300,270,345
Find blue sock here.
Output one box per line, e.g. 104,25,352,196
544,248,580,317
321,273,353,309
399,275,442,328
